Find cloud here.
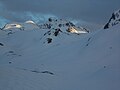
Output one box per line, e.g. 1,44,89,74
0,0,120,26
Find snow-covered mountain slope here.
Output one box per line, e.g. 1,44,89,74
23,20,40,30
104,9,120,29
0,16,120,90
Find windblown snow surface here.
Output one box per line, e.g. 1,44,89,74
0,22,120,90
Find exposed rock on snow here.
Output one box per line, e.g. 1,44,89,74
0,42,4,46
104,9,120,29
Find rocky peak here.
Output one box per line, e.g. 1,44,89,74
39,18,89,34
104,9,120,29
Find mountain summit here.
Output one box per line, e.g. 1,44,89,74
39,17,89,34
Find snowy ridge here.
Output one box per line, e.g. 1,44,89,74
1,20,39,31
1,23,23,30
104,9,120,29
1,18,89,34
25,20,36,24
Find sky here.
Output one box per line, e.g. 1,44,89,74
0,0,120,29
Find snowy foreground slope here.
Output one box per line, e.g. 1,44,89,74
0,21,120,90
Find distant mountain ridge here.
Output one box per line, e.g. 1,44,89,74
0,18,89,34
0,18,89,44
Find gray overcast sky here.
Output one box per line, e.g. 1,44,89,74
0,0,120,26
